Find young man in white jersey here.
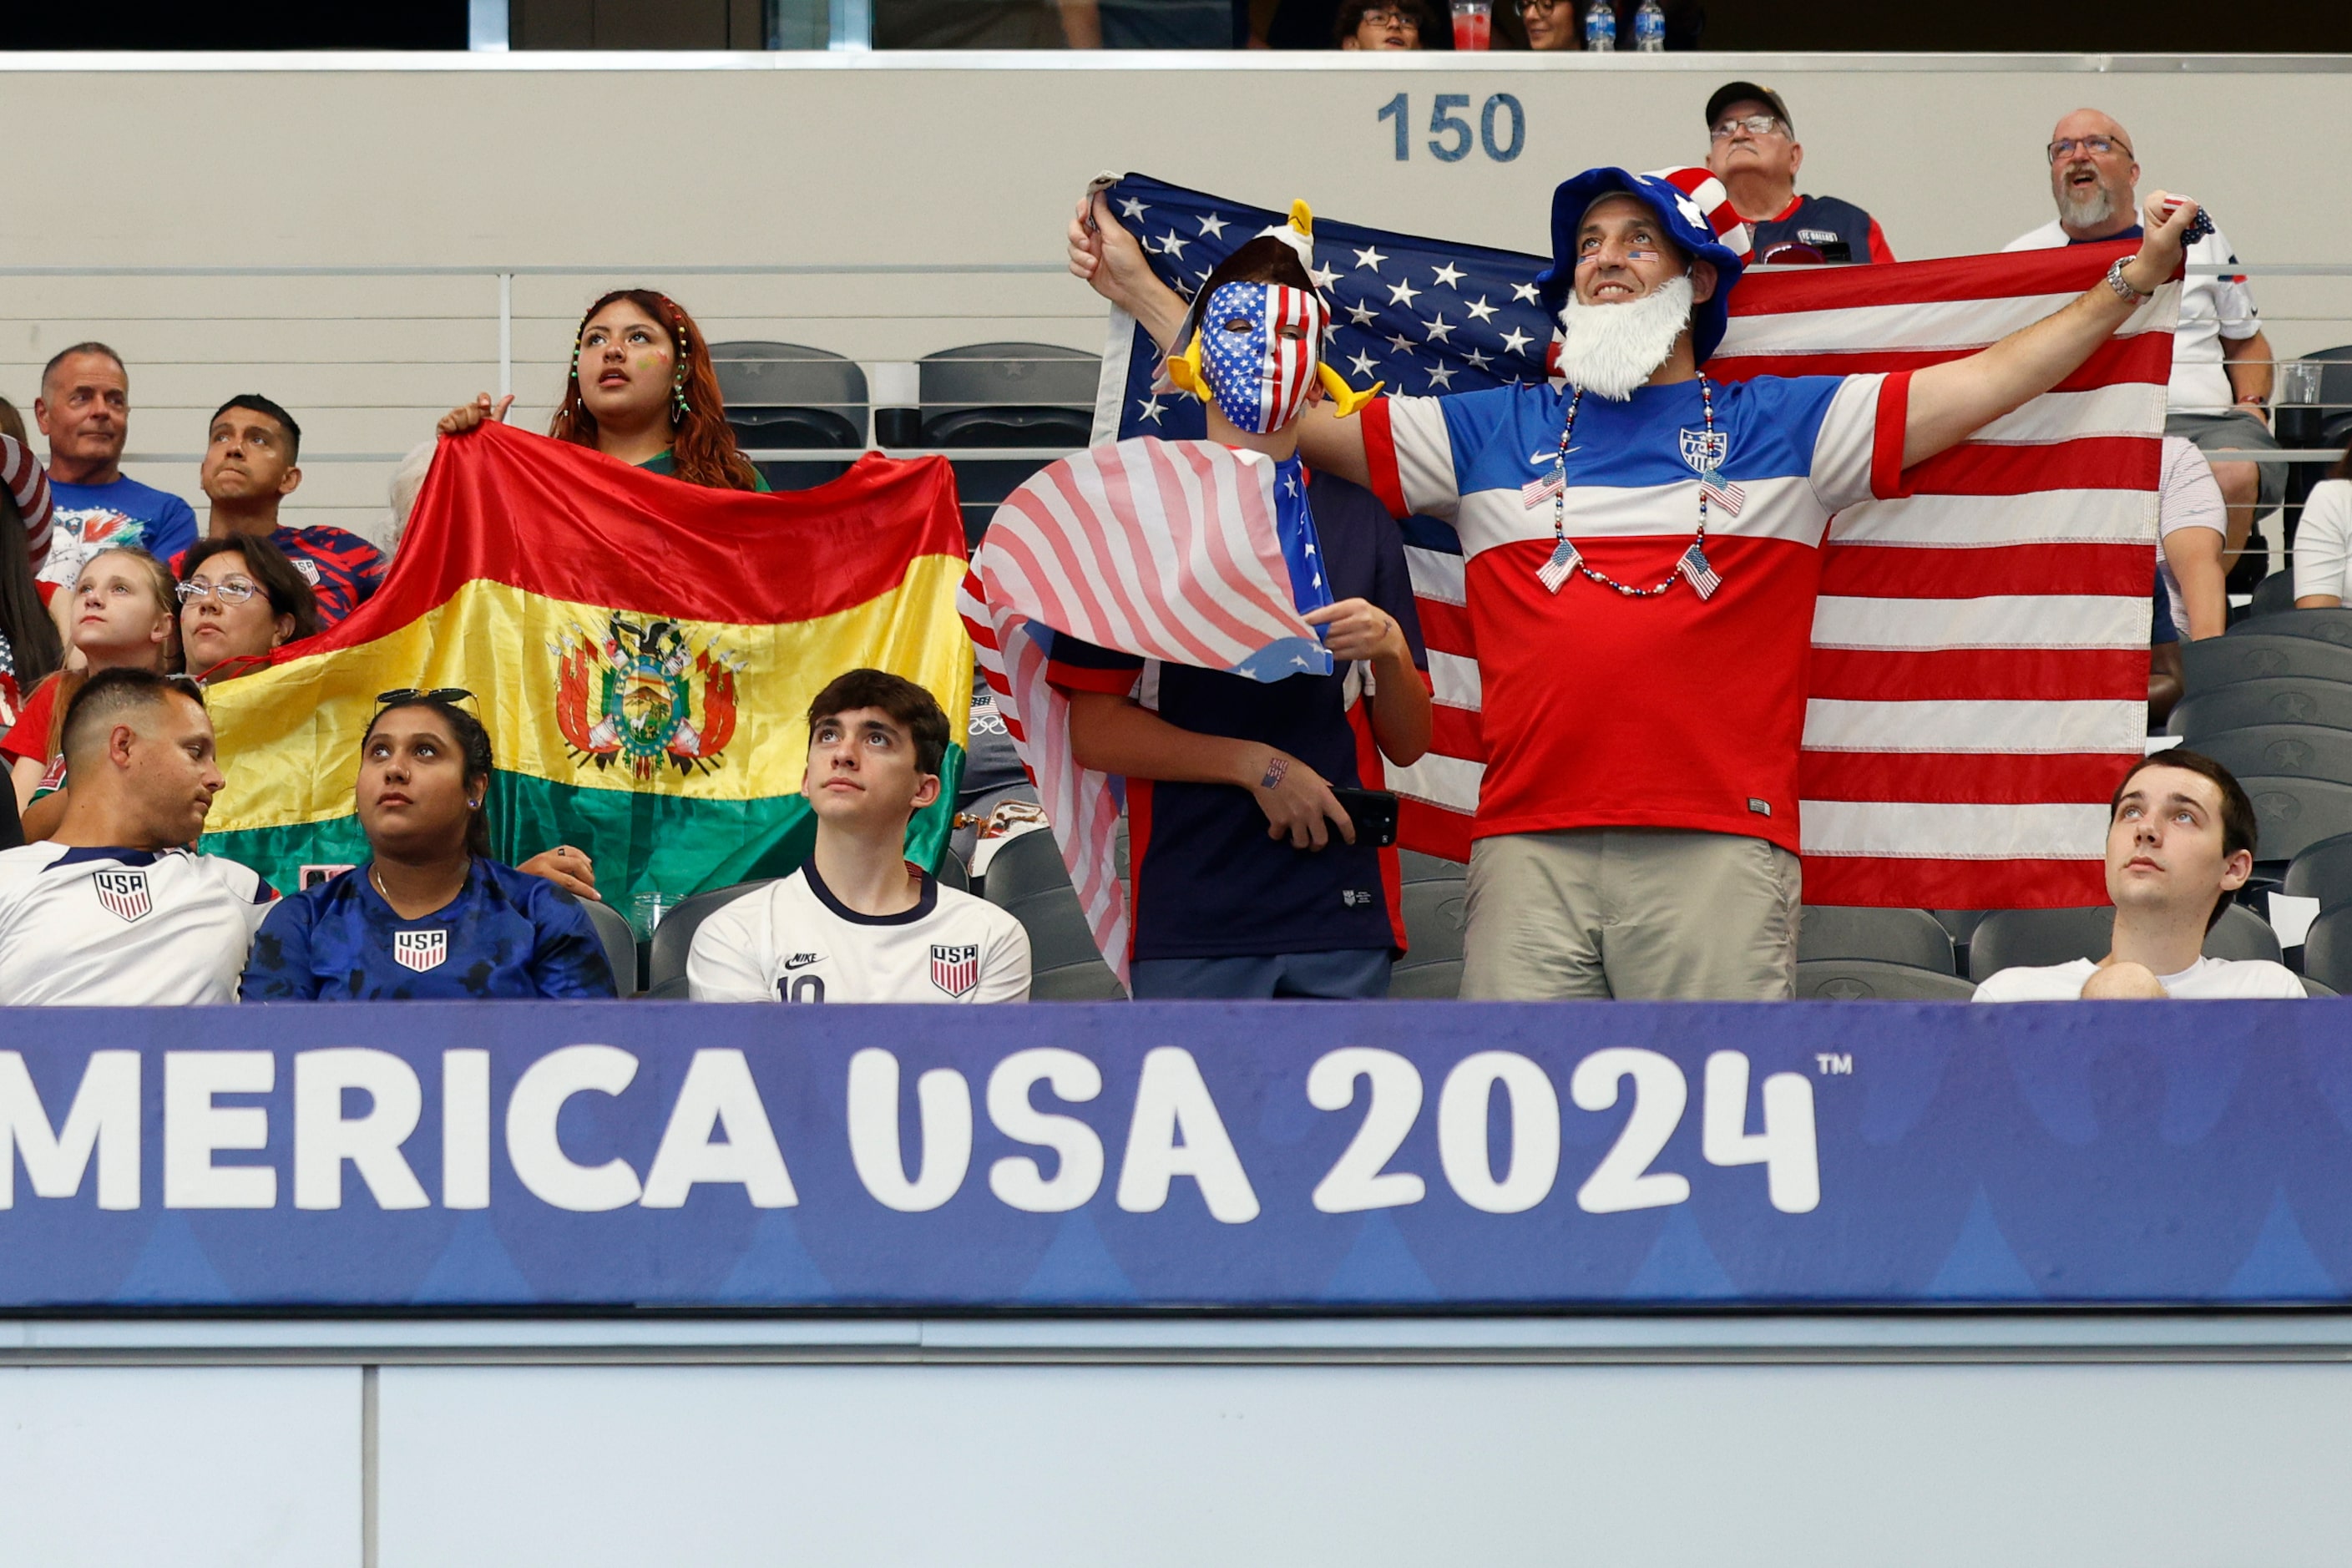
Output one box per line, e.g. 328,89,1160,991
688,669,1030,1004
1071,168,2204,999
0,667,274,1004
1975,750,2302,1001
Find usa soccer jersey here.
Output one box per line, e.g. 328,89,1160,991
686,863,1030,1004
0,843,275,1004
240,858,616,1000
1362,372,1908,855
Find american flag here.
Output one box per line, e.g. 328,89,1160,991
1093,173,2169,913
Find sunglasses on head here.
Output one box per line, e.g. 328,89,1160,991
375,687,475,707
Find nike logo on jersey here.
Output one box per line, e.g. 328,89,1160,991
784,952,822,970
1530,446,1580,464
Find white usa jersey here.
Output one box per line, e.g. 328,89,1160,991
0,844,276,1005
686,864,1030,1004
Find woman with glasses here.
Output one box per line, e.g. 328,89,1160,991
176,534,321,686
3,546,178,829
241,689,617,1000
1335,0,1431,48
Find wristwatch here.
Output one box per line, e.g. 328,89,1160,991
2105,256,2152,304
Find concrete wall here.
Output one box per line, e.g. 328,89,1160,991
1,51,2345,543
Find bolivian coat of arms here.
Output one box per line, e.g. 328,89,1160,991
553,612,742,780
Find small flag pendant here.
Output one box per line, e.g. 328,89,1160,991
1678,542,1722,599
1521,471,1565,508
1537,539,1580,594
1697,466,1747,515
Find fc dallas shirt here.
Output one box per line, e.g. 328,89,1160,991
687,863,1030,1004
0,844,275,1004
1362,371,1909,854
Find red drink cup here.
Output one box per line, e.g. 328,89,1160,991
1451,0,1491,49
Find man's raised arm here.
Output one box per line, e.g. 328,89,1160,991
1902,191,2198,470
1068,190,1372,488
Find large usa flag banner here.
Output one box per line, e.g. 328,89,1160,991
1095,173,2172,910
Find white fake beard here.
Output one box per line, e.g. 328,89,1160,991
1554,274,1696,402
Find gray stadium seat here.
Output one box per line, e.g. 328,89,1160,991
979,827,1124,1000
1794,959,1976,1000
2168,680,2352,741
2229,608,2352,649
2235,776,2352,866
2304,976,2338,998
1796,906,1956,974
2246,572,2301,620
2183,635,2352,695
918,343,1100,547
710,341,867,490
2284,830,2352,911
575,895,641,997
2296,906,2352,994
646,879,774,994
2186,726,2352,787
1967,903,2281,983
935,851,969,893
1388,861,1466,999
2297,345,2352,449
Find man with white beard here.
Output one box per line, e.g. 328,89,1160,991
1070,164,2203,999
2006,109,2280,568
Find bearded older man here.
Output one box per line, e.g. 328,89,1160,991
1070,166,2202,999
2006,109,2280,569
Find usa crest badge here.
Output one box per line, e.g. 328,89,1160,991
552,611,744,781
1677,427,1747,515
930,943,980,999
393,929,448,973
92,869,151,923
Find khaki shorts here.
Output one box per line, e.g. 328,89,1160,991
1459,828,1801,1001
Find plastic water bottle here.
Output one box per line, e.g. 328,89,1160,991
1583,0,1615,49
1633,0,1665,49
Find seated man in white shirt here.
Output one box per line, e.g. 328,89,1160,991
0,666,275,1004
689,668,1030,1004
1975,750,2303,1001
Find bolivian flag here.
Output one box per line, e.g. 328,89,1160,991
202,423,971,901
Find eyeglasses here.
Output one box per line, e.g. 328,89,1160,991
375,687,475,707
1358,6,1421,26
1710,114,1787,140
2047,135,2131,164
175,577,260,605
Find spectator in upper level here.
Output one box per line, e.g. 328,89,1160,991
177,534,321,687
2006,109,2281,560
191,396,384,629
0,668,272,1006
0,437,63,741
1336,0,1429,48
2289,438,2352,608
410,290,767,541
1974,750,2303,1001
1703,83,1894,265
33,343,198,590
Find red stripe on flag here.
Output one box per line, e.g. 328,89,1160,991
1399,797,1472,863
1902,434,2160,497
1728,240,2138,316
1414,595,1476,659
1819,543,2157,598
1807,646,2152,701
1712,333,2173,392
1798,854,2109,911
1801,749,2142,804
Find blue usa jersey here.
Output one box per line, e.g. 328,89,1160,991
241,858,616,1000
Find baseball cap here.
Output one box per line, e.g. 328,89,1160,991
1705,81,1794,133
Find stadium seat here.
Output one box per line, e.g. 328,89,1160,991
1967,903,2281,983
2295,906,2352,994
2283,830,2352,911
2229,609,2352,649
2182,635,2352,695
935,851,969,893
2187,726,2352,787
577,895,642,997
2168,680,2352,741
1389,867,1466,999
978,826,1124,1000
2246,572,2301,620
2298,345,2352,449
2235,776,2352,867
1794,959,1976,1000
918,342,1099,546
1796,906,1956,974
709,341,868,491
1933,908,1988,959
2304,975,2338,998
645,879,775,994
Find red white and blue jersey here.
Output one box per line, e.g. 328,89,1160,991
1361,372,1909,853
172,525,386,629
0,844,276,1005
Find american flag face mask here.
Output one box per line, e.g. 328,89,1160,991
1194,281,1328,435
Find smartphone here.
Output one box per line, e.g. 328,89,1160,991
1329,787,1400,849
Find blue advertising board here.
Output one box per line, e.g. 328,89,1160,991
2,1000,2349,1310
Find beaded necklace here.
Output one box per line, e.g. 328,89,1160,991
1535,374,1743,600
